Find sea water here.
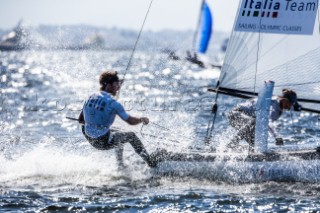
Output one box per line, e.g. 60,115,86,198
1,50,320,212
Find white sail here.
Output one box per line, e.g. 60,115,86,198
219,0,320,111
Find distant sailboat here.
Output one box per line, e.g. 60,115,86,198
0,21,28,51
166,0,215,68
195,0,213,54
185,0,213,68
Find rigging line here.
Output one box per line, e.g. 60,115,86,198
230,78,320,90
245,2,319,72
192,0,205,52
233,44,320,85
204,73,226,144
152,121,206,142
244,12,320,72
274,80,320,87
244,36,289,72
202,0,243,144
210,87,320,103
149,122,200,141
318,1,320,33
140,123,181,143
230,48,320,89
253,9,263,94
247,7,320,72
237,5,312,77
141,133,181,144
123,0,154,80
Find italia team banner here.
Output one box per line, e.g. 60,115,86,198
235,0,318,35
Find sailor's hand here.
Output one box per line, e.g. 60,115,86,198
275,137,284,145
140,117,149,125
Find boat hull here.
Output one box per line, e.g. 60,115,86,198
151,149,320,183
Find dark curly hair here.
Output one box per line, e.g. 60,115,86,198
282,89,297,104
99,70,119,90
282,89,302,111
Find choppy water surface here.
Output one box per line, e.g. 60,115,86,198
1,50,320,212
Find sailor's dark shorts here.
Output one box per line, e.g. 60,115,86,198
82,126,114,150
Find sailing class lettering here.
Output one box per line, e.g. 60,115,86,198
260,24,281,30
260,24,302,31
244,0,280,10
285,0,316,11
243,0,316,12
282,25,302,32
238,23,257,29
259,24,301,32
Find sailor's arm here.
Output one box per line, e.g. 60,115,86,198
268,101,284,143
126,116,149,125
268,124,278,138
268,122,283,144
114,101,149,125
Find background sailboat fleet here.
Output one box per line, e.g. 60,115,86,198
170,0,221,68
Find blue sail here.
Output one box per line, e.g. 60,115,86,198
198,2,213,54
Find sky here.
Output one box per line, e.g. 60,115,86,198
0,0,240,32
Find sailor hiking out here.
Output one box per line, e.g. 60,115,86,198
78,70,156,168
227,89,302,150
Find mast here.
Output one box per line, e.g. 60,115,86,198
254,81,274,153
192,0,205,52
204,0,243,143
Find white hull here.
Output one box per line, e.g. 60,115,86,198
153,160,320,183
151,150,320,183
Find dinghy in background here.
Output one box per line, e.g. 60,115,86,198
0,21,28,51
185,0,215,68
166,0,221,69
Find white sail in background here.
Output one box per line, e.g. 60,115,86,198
219,0,320,111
